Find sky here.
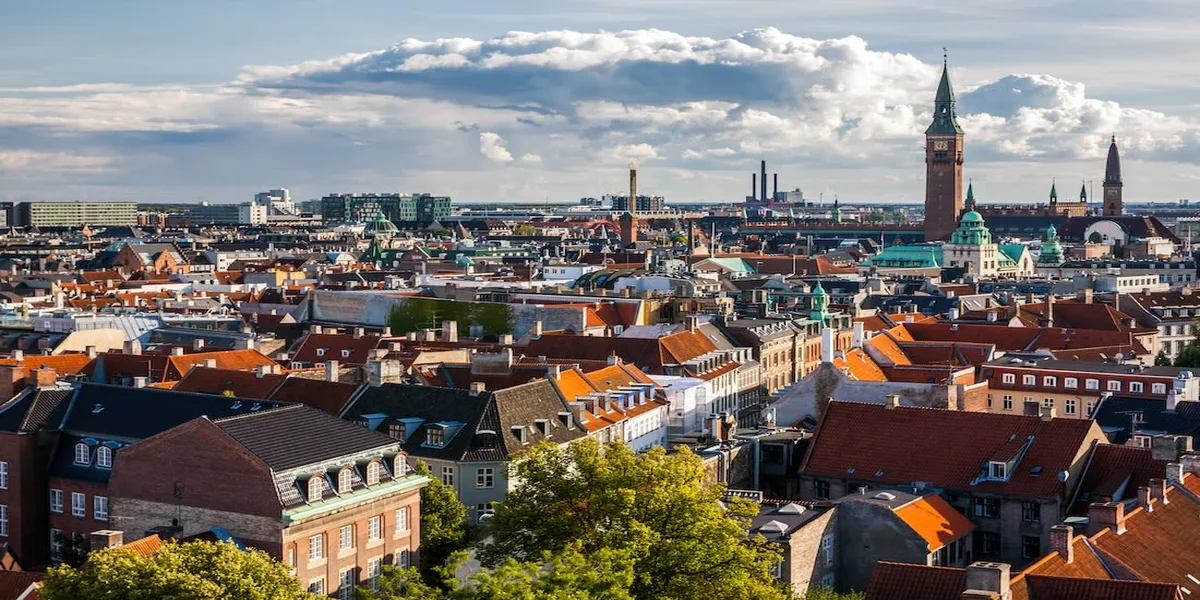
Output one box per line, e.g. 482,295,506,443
1,0,1199,205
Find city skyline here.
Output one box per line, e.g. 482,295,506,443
2,1,1200,204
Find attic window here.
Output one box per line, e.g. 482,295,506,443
366,461,381,486
341,349,352,358
512,425,529,444
96,446,112,469
338,468,353,494
389,423,406,443
394,455,408,477
316,348,326,357
535,419,550,436
307,477,323,503
74,443,90,466
989,461,1007,481
426,426,446,447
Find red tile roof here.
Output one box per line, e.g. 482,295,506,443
864,562,966,600
1088,474,1200,589
832,348,887,382
0,571,41,600
289,332,384,365
171,367,285,399
1071,445,1170,515
167,350,279,380
892,494,976,551
801,401,1102,499
267,378,360,416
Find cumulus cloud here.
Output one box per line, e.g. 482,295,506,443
478,132,514,162
1,27,1199,202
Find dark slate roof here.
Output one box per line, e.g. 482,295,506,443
1092,396,1200,445
983,215,1069,237
0,391,36,433
214,404,397,471
58,383,290,441
1058,216,1180,244
344,384,495,462
492,379,587,455
861,294,957,316
0,387,80,434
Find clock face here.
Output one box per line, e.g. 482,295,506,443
1107,189,1118,198
934,140,949,151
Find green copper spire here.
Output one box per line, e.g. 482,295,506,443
965,180,976,211
810,281,829,322
925,53,964,135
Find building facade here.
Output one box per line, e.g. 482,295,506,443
320,194,452,224
14,202,138,227
924,60,965,242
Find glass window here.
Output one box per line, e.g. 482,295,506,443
1087,401,1097,417
973,497,1000,518
1086,379,1100,390
1023,375,1036,386
476,502,495,521
1001,373,1015,384
1043,376,1056,387
338,569,355,600
476,468,494,489
94,496,108,521
1065,399,1077,415
1021,501,1040,522
366,462,381,486
339,525,354,550
441,466,454,487
1130,382,1144,393
309,534,324,560
96,446,112,469
74,443,90,465
813,480,830,500
1107,380,1121,392
367,558,383,591
1003,395,1013,410
1152,383,1167,395
50,489,63,513
389,423,406,442
1042,398,1054,408
0,505,7,537
1022,535,1041,559
397,549,410,568
308,478,323,503
394,455,408,477
395,507,409,533
338,469,353,494
978,532,1000,556
71,492,85,517
822,534,835,567
308,578,325,595
1064,377,1078,389
50,529,63,562
426,427,445,447
368,516,382,541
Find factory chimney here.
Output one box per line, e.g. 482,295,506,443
751,173,757,201
773,173,779,202
628,160,638,213
760,160,768,204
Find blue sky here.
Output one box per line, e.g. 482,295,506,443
1,0,1198,205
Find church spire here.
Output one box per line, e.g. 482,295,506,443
1079,182,1088,202
965,180,976,211
1105,136,1122,187
1049,180,1058,202
926,51,964,135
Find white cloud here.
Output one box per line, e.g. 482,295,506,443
478,132,514,162
1,27,1199,202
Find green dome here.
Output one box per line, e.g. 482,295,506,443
364,212,399,237
949,210,992,245
960,210,984,223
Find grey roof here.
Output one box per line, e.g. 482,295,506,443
984,354,1188,377
1093,396,1200,445
215,404,398,471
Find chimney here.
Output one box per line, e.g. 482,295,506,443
256,365,272,378
751,173,757,201
686,315,701,332
192,339,205,351
325,360,339,383
469,381,486,396
203,358,217,369
85,346,97,359
607,353,619,366
760,159,768,203
442,321,458,343
821,327,835,363
311,324,323,335
1087,502,1126,535
1039,405,1056,421
773,173,778,199
10,349,22,362
852,321,865,349
33,367,58,389
1166,462,1184,486
1152,434,1192,461
1148,478,1169,505
949,307,959,320
1137,485,1154,512
90,530,124,550
1049,525,1073,564
500,334,513,345
132,376,147,389
123,340,141,355
234,337,255,351
531,321,543,338
1167,388,1180,412
962,562,1012,600
546,364,562,379
885,395,900,409
353,327,365,339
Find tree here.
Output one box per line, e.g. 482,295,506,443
479,439,787,600
512,224,537,236
797,589,865,600
414,461,469,585
40,539,316,600
1174,318,1200,368
1156,351,1173,366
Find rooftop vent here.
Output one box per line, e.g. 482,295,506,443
91,404,104,414
230,401,242,410
873,492,897,501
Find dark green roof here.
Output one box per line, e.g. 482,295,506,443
925,64,964,135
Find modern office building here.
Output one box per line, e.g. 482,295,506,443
320,193,452,224
12,202,137,227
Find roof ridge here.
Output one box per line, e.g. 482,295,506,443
211,402,300,424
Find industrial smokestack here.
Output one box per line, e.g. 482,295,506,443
760,160,768,204
751,173,757,201
629,160,638,213
773,173,778,201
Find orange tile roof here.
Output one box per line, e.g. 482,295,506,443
866,332,911,366
1087,474,1200,588
0,353,92,375
833,348,887,382
166,350,279,380
554,368,598,401
172,367,285,399
120,534,163,557
892,494,976,551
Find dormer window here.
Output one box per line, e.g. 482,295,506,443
989,461,1007,481
341,349,352,358
366,461,381,486
96,446,112,469
535,419,550,436
338,468,353,494
316,348,327,357
389,423,406,443
74,443,90,466
307,477,323,503
426,427,445,447
393,455,408,477
512,425,529,444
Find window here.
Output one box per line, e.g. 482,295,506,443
1064,377,1078,389
1003,395,1013,410
394,455,408,477
1065,399,1077,415
1107,380,1121,392
397,549,411,568
308,533,324,560
813,480,830,500
1153,383,1167,395
978,532,1001,556
50,529,63,562
50,489,63,513
822,534,835,567
338,468,353,494
476,502,495,521
987,394,993,408
973,497,1000,518
96,446,112,469
366,461,381,486
1023,375,1036,386
316,348,327,358
74,443,90,465
395,507,409,533
1086,379,1100,390
989,461,1007,481
94,496,108,521
1042,398,1054,408
0,462,6,490
0,505,7,537
339,568,356,600
771,560,783,579
308,578,325,595
367,558,383,591
441,466,454,487
1021,535,1041,559
476,468,494,489
1043,376,1057,387
341,349,352,359
1087,401,1097,417
368,516,382,541
1021,501,1040,522
1130,381,1144,393
389,423,406,442
287,547,295,568
339,525,354,551
71,492,85,517
821,573,836,588
1135,435,1152,449
426,427,445,447
308,477,323,503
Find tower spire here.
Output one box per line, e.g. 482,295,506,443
965,179,976,212
1050,180,1057,201
926,52,963,135
1079,182,1087,202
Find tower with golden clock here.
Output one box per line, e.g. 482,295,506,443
924,56,965,242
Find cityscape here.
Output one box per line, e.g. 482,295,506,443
2,2,1200,600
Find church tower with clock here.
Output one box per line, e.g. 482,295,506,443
924,57,965,241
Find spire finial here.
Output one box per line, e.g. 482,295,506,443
943,47,948,67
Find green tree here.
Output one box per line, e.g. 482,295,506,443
1156,351,1173,366
414,461,469,585
1174,318,1200,368
480,439,787,600
797,589,865,600
40,540,316,600
512,224,538,236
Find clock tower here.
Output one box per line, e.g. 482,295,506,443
924,57,965,241
1102,136,1123,216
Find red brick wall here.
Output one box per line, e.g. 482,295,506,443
0,432,43,566
47,478,109,554
109,418,280,518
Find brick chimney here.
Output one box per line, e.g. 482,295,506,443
325,360,340,383
961,562,1011,600
89,530,123,550
1087,502,1127,535
442,321,458,343
33,367,58,389
1149,478,1169,505
1049,525,1073,564
1138,486,1154,512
